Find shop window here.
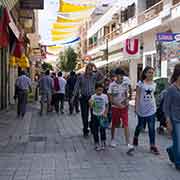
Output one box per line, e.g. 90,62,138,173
146,0,161,9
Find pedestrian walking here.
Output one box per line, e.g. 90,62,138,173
52,72,61,114
39,70,53,115
66,71,79,115
164,63,180,170
133,66,160,155
15,70,32,118
58,71,67,114
103,78,112,125
72,63,104,137
89,83,109,151
51,72,57,111
108,68,134,153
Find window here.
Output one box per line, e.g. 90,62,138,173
121,3,135,23
146,0,161,9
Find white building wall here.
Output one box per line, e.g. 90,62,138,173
129,60,138,89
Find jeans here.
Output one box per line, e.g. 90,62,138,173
17,90,28,117
79,96,93,135
134,114,156,145
92,115,106,144
53,93,61,113
40,92,52,114
68,95,79,114
167,120,180,168
59,93,65,112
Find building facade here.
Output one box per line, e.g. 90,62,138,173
85,0,180,89
0,0,43,110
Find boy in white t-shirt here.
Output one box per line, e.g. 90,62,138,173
89,83,109,151
108,68,134,154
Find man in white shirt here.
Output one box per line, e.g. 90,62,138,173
58,71,67,114
15,70,32,118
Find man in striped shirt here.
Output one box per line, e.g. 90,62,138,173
72,63,104,137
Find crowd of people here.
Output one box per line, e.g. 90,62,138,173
14,62,180,170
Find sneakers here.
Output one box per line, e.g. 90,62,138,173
133,137,138,146
95,142,106,151
126,144,135,155
110,140,117,148
101,141,106,150
150,146,160,155
95,144,101,151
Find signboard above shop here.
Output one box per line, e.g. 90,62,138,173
20,0,44,9
156,33,180,63
157,33,180,42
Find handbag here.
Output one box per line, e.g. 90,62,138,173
99,116,109,129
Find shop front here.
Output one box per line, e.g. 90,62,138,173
156,32,180,80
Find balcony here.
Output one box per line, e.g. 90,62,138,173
138,0,163,25
173,0,180,6
87,26,122,51
87,0,180,55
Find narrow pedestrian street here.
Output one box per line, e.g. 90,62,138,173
0,103,179,180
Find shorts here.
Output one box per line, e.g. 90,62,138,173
112,106,128,128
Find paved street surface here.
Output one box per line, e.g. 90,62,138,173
0,103,179,180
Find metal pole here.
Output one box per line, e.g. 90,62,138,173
106,38,109,75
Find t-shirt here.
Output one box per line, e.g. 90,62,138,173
58,77,67,94
90,93,108,116
39,75,53,94
16,75,31,90
137,81,156,117
123,76,131,86
108,81,129,108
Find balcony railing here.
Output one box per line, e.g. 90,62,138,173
173,0,180,6
88,26,122,50
138,0,163,25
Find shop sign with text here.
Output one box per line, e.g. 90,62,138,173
157,33,180,42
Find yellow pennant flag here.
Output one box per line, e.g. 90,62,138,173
48,46,63,50
51,36,67,41
51,30,72,36
59,0,95,13
57,16,82,23
52,23,77,29
47,46,63,53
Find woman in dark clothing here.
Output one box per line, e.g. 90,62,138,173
164,63,180,170
66,71,80,114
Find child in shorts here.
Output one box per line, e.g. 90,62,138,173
108,68,134,154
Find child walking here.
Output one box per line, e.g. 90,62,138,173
89,83,109,151
108,68,134,154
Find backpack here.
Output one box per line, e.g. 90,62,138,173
54,77,60,91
